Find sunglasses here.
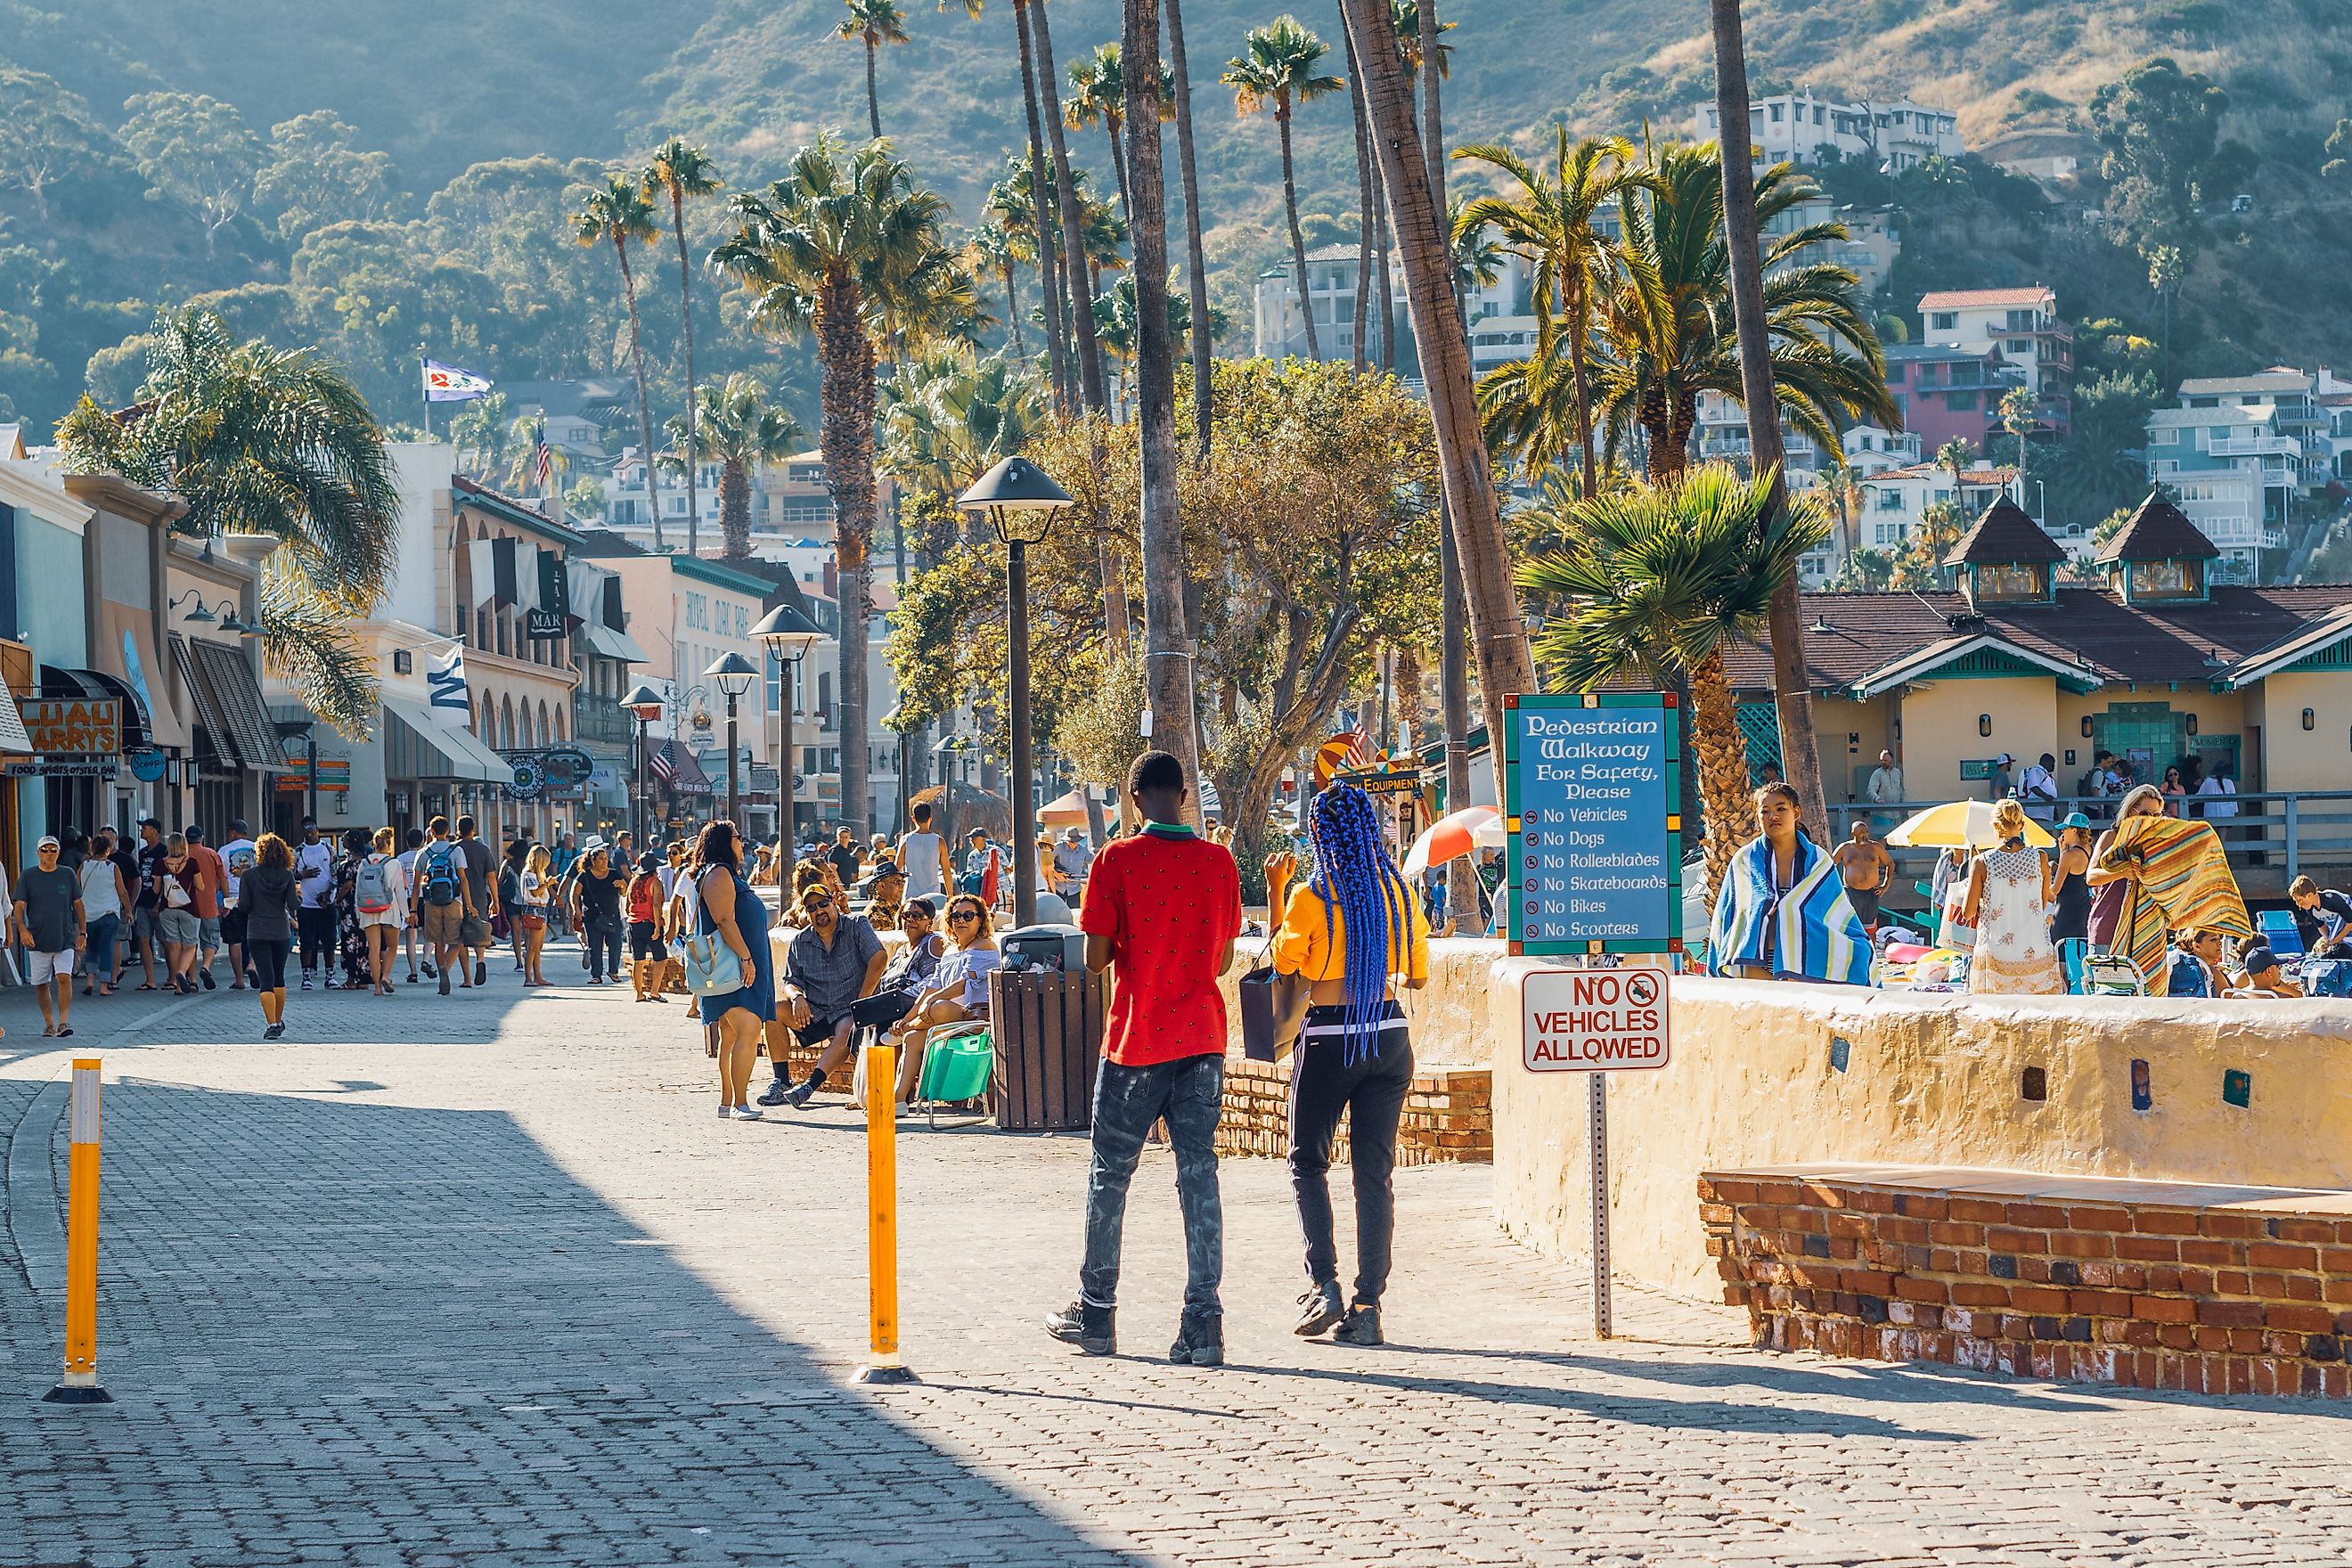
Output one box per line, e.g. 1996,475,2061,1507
947,909,981,924
804,897,835,912
901,911,933,924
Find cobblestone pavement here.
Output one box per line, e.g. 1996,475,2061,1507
2,951,2348,1566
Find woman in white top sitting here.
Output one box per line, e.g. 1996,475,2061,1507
882,892,1001,1108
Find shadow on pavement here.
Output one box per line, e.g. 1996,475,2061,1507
0,1077,1147,1568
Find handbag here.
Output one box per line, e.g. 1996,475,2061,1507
1237,935,1311,1063
851,986,919,1029
679,868,746,998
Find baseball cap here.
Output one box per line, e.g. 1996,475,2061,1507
135,813,159,828
1996,752,2013,765
2061,812,2092,830
2240,943,2279,975
36,835,59,850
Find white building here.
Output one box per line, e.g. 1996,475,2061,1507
1252,243,1418,369
1694,91,1963,170
1916,285,2073,433
1856,462,2022,551
600,448,870,564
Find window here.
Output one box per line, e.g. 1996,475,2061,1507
1876,489,1905,510
1874,519,1909,546
2007,339,2030,355
2153,428,2179,445
1813,106,1825,125
1947,391,1979,412
1769,104,1784,122
2130,559,2202,600
1931,312,1957,331
2005,309,2034,331
1976,563,2047,600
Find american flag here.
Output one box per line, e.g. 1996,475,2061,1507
649,740,676,784
535,439,552,490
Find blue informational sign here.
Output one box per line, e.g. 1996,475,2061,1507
1504,692,1681,956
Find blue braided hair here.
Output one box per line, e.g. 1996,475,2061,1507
1306,783,1412,1064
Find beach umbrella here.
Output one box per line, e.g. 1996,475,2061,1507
1037,788,1093,828
1401,805,1503,879
1883,799,2054,850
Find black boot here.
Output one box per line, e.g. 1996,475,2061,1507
1334,1302,1384,1346
1169,1311,1224,1368
1294,1281,1344,1338
1044,1301,1115,1355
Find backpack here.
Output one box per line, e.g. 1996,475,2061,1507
420,842,460,907
355,856,395,915
499,864,522,908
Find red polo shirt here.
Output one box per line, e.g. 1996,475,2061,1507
187,844,225,920
1080,824,1242,1066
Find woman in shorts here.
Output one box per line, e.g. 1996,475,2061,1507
157,833,209,995
626,852,671,1001
355,826,409,996
517,843,552,986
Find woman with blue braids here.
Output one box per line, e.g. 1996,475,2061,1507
1264,782,1431,1346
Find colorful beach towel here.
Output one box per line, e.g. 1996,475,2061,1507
2098,813,2250,997
1708,833,1874,986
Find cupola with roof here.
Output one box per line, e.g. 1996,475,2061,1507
1941,494,2065,608
2093,490,2219,604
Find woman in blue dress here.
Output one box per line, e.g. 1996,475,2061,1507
690,821,774,1121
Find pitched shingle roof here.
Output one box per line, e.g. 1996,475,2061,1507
1918,286,2054,309
2094,492,2218,564
1944,496,2065,567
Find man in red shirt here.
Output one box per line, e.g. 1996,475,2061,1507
184,822,228,991
1047,750,1241,1367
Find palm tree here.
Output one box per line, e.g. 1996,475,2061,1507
1999,383,2038,496
448,390,510,480
643,137,724,557
837,0,911,139
501,411,568,497
878,345,1048,498
1066,44,1124,219
1936,436,1974,502
1454,131,1643,498
1027,0,1110,412
1589,141,1896,479
571,171,666,552
714,133,964,837
1164,0,1215,457
1518,464,1827,901
1223,17,1344,363
1092,267,1190,406
967,221,1029,355
663,374,804,560
54,306,398,736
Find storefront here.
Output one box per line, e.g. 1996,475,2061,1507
381,694,510,837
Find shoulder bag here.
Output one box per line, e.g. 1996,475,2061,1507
1237,930,1312,1063
679,868,746,998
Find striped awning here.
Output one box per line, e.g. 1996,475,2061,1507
172,633,288,771
382,697,508,784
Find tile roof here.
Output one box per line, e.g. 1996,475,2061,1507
1917,286,2055,308
1944,497,2065,566
1719,584,2352,696
2177,372,2313,395
2094,492,2218,563
1865,463,2020,485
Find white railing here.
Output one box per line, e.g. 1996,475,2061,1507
2209,436,2302,458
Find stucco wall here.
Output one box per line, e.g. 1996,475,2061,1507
1897,676,2054,801
2253,672,2352,794
1491,960,2352,1300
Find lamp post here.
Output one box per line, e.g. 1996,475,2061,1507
957,456,1073,930
621,682,665,848
706,653,759,829
753,600,824,862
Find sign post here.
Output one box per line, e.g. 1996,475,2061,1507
1505,693,1680,1340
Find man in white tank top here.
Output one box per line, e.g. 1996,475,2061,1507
897,801,951,901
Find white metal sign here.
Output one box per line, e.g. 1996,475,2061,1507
1520,960,1671,1073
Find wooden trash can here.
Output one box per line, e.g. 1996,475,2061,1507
989,968,1106,1132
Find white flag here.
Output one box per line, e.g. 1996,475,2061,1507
427,644,470,715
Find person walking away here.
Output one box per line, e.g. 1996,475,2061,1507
1046,751,1243,1368
454,815,497,987
15,835,85,1036
1830,818,1893,940
499,839,529,974
687,822,774,1120
355,827,407,995
1263,782,1430,1347
624,853,669,1000
332,829,375,988
2019,753,2060,825
184,822,226,989
131,814,167,991
1865,749,1905,834
2087,786,2166,956
767,882,888,1108
394,827,429,982
549,832,579,939
517,844,552,985
157,833,208,994
102,829,137,990
1962,800,2063,994
897,802,951,903
1990,754,2016,803
882,893,1000,1107
413,816,478,994
1931,845,1975,951
216,819,257,990
76,830,130,998
292,816,336,989
570,841,628,985
241,833,302,1039
2048,813,2094,950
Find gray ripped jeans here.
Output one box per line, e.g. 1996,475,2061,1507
1078,1053,1225,1317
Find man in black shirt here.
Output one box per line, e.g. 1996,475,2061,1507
132,815,167,991
455,814,498,985
827,826,863,889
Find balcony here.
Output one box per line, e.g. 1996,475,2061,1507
569,695,638,747
2210,435,2302,459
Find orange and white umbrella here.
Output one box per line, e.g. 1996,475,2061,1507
1401,805,1503,879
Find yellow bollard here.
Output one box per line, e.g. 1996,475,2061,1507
45,1058,112,1405
853,1040,917,1384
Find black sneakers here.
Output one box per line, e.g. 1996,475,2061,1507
1169,1311,1224,1368
1045,1301,1115,1355
1294,1281,1344,1338
779,1070,825,1109
755,1077,794,1107
1333,1303,1383,1346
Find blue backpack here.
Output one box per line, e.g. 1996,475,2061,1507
419,842,461,907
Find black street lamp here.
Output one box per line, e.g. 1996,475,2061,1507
957,455,1072,929
705,652,759,829
752,600,825,861
621,682,665,848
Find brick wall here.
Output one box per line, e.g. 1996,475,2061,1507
1702,1164,2352,1399
1220,1057,1493,1167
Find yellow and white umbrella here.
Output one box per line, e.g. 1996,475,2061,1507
1883,798,2054,850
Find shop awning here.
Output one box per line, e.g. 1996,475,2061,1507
576,622,649,664
38,665,151,750
649,738,713,796
382,696,510,784
171,633,290,772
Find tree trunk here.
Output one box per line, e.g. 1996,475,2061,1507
1373,146,1396,372
1014,2,1074,415
720,458,751,559
1711,0,1827,838
1031,0,1109,414
1439,498,1478,930
864,35,883,139
1123,0,1200,817
1276,102,1320,363
1568,274,1597,498
816,272,878,837
1105,118,1131,225
1164,0,1214,459
1688,647,1758,905
669,192,701,558
1341,12,1373,372
1000,257,1025,355
1099,535,1131,660
1339,0,1532,809
612,236,664,554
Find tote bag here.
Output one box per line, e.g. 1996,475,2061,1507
678,868,746,999
1237,935,1311,1063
